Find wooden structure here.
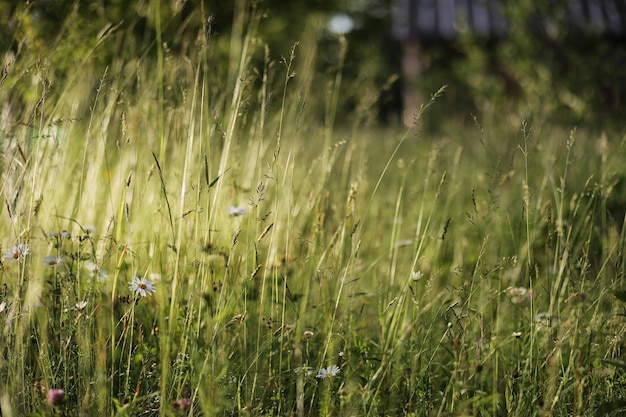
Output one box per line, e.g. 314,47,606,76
391,0,626,124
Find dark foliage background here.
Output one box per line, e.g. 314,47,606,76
1,0,625,129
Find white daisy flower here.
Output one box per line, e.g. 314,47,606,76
43,256,65,267
411,270,423,281
84,261,108,281
228,206,247,216
75,300,88,310
534,312,551,324
507,287,530,304
316,365,340,380
394,239,413,248
4,244,30,262
128,276,156,297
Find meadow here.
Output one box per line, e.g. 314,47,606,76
1,10,626,417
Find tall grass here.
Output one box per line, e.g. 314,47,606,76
2,6,626,417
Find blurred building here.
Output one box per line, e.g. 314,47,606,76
391,0,626,125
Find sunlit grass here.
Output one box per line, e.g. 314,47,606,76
2,9,626,417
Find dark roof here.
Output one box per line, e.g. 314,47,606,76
564,0,626,34
391,0,626,41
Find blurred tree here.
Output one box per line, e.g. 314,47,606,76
498,1,626,127
1,0,399,124
4,0,623,128
389,0,626,129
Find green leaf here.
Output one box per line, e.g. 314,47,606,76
597,399,626,415
614,290,626,303
208,175,221,189
602,358,626,372
208,168,229,189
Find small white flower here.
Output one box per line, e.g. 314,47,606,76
228,206,247,216
60,230,71,239
316,365,340,380
4,244,30,262
394,239,413,248
84,261,98,274
75,300,88,310
303,330,314,339
327,13,355,35
512,331,522,339
338,351,344,357
43,256,65,267
84,226,96,235
0,301,6,313
23,300,44,311
411,270,423,281
129,276,156,297
508,287,527,296
534,312,551,323
84,261,108,282
507,287,530,304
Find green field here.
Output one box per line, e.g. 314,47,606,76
2,6,626,417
